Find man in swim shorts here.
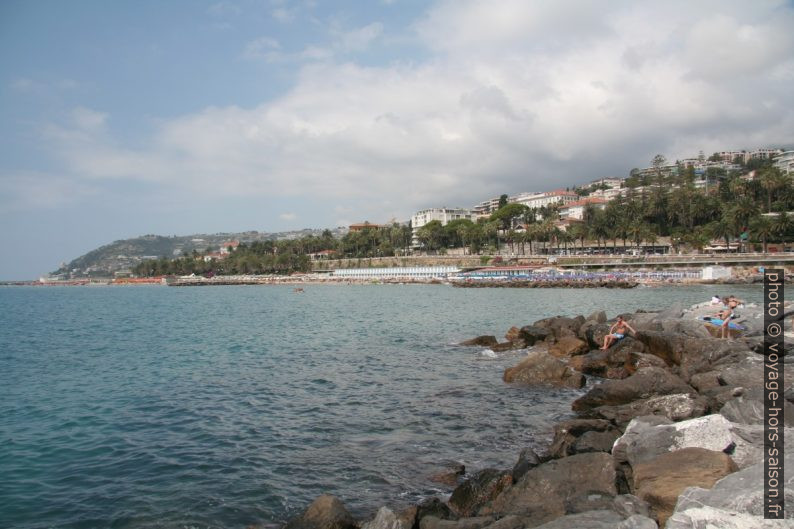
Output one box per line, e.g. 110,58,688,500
600,316,636,350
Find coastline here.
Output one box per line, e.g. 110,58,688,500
276,299,793,529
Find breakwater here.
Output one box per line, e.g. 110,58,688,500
282,300,794,529
452,280,638,289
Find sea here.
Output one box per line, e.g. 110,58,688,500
0,283,766,529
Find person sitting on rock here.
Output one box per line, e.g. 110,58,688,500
600,316,636,350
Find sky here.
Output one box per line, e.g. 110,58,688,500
1,0,794,279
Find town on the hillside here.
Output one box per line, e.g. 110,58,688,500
33,146,794,283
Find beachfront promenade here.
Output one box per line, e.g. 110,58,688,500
313,252,794,272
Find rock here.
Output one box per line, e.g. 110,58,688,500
449,469,513,517
579,322,612,350
617,515,658,529
478,515,524,529
590,393,707,427
688,371,721,392
529,510,623,529
362,507,411,529
667,453,794,528
666,506,790,528
461,336,498,347
517,326,551,346
429,463,466,487
532,316,584,340
419,517,494,529
587,310,607,324
492,341,522,352
547,419,620,459
613,414,736,468
563,492,615,514
624,352,667,374
504,350,586,389
284,495,357,529
483,452,617,526
612,495,651,519
724,422,794,469
511,448,541,483
548,336,588,358
572,367,694,412
632,447,738,527
505,326,521,342
414,499,454,529
568,339,645,379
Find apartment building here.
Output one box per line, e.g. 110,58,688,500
411,207,475,246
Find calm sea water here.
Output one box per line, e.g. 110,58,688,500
0,283,765,529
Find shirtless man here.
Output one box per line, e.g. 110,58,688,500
719,296,740,339
600,316,636,350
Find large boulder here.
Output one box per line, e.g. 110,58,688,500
516,326,552,346
612,414,794,471
284,495,358,529
589,393,707,427
632,448,738,527
503,350,585,389
532,316,585,340
546,419,620,459
572,367,694,412
568,338,645,379
720,394,794,426
414,498,454,529
547,336,588,358
448,469,513,517
667,452,794,528
482,452,617,526
429,462,466,487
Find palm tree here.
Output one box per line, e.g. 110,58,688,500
750,215,774,253
772,211,792,245
707,219,733,252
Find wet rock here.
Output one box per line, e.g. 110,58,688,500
667,453,794,528
414,498,454,529
504,327,521,342
632,447,738,527
516,326,552,346
547,336,588,358
503,350,586,389
511,448,541,483
572,367,694,412
546,419,620,459
448,469,512,517
429,463,466,487
491,341,523,352
283,495,357,529
461,336,498,347
590,393,707,427
483,452,617,526
362,507,411,529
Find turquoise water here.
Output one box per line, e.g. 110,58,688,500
0,284,764,529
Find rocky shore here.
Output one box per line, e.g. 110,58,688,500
452,280,638,289
274,301,793,529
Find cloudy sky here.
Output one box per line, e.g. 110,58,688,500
1,0,793,279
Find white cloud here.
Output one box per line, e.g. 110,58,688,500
38,1,794,220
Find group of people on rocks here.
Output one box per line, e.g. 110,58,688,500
711,295,743,339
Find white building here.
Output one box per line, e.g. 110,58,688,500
332,266,460,279
774,151,794,174
411,207,475,246
589,188,622,200
472,197,502,217
512,190,579,211
559,198,608,220
591,177,623,189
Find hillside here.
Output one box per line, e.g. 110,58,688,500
53,229,343,278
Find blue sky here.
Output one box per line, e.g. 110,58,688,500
1,0,794,279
